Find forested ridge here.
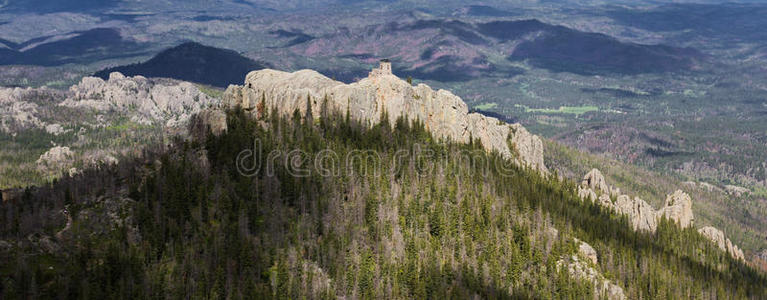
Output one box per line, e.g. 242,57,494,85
1,103,766,299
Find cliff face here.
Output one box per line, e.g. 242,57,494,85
223,66,547,173
614,194,658,233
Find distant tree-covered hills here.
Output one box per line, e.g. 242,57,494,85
94,42,269,87
275,18,705,82
0,28,147,66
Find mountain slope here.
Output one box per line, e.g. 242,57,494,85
1,105,765,298
1,66,766,298
272,18,703,81
95,42,268,87
480,20,703,75
0,28,147,66
3,0,122,13
544,138,767,261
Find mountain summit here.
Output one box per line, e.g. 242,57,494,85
223,60,547,172
95,42,267,88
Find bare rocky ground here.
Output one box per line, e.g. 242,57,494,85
0,72,216,188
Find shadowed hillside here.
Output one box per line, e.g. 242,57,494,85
95,42,269,87
0,28,147,66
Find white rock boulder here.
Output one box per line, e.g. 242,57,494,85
37,146,75,175
0,87,49,133
557,255,625,300
698,226,745,261
582,168,610,195
657,190,694,229
614,195,658,232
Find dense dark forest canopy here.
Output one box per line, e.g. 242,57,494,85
1,104,765,299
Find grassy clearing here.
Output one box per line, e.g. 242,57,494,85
515,104,599,115
473,102,497,110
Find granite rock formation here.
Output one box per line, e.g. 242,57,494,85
657,190,694,229
223,62,547,173
576,168,744,261
576,238,599,265
724,185,750,197
582,168,610,195
189,108,228,140
557,255,625,299
698,226,745,261
61,72,217,128
614,195,658,232
36,146,75,175
0,86,54,133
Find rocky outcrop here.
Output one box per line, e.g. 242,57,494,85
507,123,546,172
699,182,719,192
578,186,598,202
576,238,599,265
582,169,610,195
551,238,625,299
3,73,217,134
45,123,69,136
657,190,694,229
189,109,228,140
0,87,50,133
577,169,695,232
698,226,745,261
557,255,625,299
614,195,658,232
61,72,217,128
576,168,744,261
578,169,621,207
223,63,547,173
36,146,75,175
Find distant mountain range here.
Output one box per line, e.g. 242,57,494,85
95,42,268,87
2,0,122,13
493,20,704,75
0,28,146,66
0,28,266,87
274,18,705,81
0,14,707,84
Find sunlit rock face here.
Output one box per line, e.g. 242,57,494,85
62,72,217,128
223,62,548,172
657,190,694,229
698,226,745,261
576,168,744,261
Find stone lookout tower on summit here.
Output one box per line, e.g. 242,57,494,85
369,59,392,77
